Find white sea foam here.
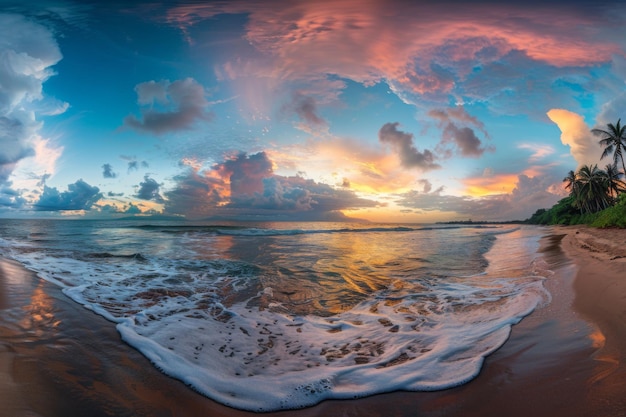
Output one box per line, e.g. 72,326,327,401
0,222,551,411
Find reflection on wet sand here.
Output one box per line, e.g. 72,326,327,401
21,282,61,337
587,327,620,386
561,226,626,415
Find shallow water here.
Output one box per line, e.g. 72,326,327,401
0,220,551,411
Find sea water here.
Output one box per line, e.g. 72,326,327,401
0,219,551,411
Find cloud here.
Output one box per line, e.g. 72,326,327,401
0,185,26,208
124,203,142,214
595,60,626,127
283,92,328,129
164,163,227,218
123,78,213,135
122,156,149,173
597,94,626,129
396,173,562,221
298,136,422,194
165,1,622,117
216,152,274,197
164,151,378,219
430,106,487,129
230,176,315,210
102,163,117,178
517,143,555,163
378,122,440,170
547,108,603,167
136,175,164,203
33,179,102,211
230,175,377,213
417,179,432,193
429,107,490,157
0,13,64,198
442,124,486,157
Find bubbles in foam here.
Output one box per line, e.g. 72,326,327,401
0,221,553,411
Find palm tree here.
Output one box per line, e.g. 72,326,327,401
563,169,578,193
563,169,581,213
592,119,626,176
575,164,611,213
604,163,625,200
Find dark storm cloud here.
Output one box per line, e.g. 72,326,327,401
123,78,214,135
136,175,164,203
33,179,102,211
378,122,440,170
102,163,117,178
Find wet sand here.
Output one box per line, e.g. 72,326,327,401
0,226,625,417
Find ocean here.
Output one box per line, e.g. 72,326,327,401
0,219,551,412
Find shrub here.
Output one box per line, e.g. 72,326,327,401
591,194,626,228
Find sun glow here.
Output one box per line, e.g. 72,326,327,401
463,174,519,196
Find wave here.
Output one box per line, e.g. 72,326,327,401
214,225,497,237
88,252,149,261
0,219,546,412
128,224,243,235
115,222,503,238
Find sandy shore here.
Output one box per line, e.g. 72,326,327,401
0,226,625,417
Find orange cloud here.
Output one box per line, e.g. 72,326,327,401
463,173,519,196
547,108,604,167
305,136,427,194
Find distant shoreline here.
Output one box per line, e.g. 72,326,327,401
435,219,527,225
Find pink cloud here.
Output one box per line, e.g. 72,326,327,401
166,1,622,105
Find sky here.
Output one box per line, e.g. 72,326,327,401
1,0,626,223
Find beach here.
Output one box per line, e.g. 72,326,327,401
1,225,625,417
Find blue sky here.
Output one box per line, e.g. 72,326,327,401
1,0,625,222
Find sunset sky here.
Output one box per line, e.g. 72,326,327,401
2,0,626,222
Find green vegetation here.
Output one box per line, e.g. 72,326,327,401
527,119,626,228
590,194,626,228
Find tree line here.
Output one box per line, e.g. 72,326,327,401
527,119,626,227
